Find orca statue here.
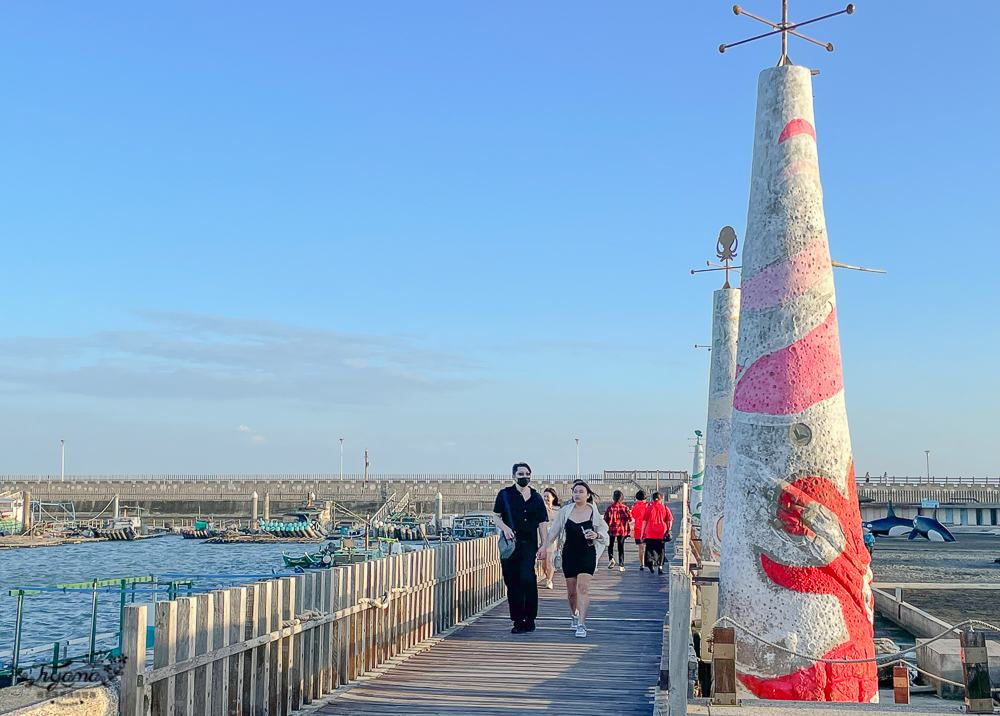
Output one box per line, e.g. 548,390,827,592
909,510,956,542
864,503,913,537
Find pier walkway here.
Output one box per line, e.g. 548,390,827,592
317,549,669,716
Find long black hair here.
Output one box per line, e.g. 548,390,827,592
543,487,561,507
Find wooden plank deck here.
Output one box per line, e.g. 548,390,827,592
317,543,670,715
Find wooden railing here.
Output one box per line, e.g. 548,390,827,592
119,537,503,716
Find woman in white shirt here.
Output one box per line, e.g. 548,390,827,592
545,480,609,638
538,488,561,589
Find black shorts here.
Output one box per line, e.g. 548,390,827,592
644,538,666,553
634,538,643,545
563,544,597,579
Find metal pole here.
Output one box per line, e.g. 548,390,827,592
60,440,65,482
925,450,930,481
11,592,24,686
51,641,60,679
575,438,580,479
340,438,344,480
119,579,127,653
89,581,98,664
781,0,788,60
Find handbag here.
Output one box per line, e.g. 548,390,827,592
497,489,517,560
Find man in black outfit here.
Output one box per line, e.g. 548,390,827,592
493,462,549,634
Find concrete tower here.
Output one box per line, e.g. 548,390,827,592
699,286,741,560
717,65,876,702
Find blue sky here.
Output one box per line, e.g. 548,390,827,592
0,1,996,477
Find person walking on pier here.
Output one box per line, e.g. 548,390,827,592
603,490,631,571
639,492,672,575
545,479,609,638
631,490,649,571
493,463,549,634
538,488,561,589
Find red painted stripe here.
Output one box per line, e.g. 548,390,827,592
778,118,816,144
733,309,843,415
741,464,876,702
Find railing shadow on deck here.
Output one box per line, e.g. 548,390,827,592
119,536,504,716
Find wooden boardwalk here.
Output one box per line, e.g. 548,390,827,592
317,544,670,716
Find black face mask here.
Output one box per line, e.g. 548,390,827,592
515,477,530,488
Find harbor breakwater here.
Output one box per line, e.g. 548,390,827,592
0,474,688,521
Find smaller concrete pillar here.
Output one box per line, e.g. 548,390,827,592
263,493,270,522
435,492,443,527
251,491,259,526
690,437,705,534
113,494,120,520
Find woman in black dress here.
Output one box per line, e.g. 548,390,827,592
545,480,609,638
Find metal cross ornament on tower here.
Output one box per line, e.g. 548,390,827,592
720,2,855,66
691,226,741,289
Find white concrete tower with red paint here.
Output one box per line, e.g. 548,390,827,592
717,65,876,702
699,285,740,561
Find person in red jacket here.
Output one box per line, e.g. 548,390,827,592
640,492,673,575
630,490,649,571
603,490,632,571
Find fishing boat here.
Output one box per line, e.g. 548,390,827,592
282,549,332,568
95,510,142,541
180,520,217,539
259,503,330,539
452,511,498,540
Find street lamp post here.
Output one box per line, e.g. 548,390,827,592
340,438,344,480
60,440,66,482
925,450,930,482
575,438,580,479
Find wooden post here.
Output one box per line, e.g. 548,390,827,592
121,604,147,716
210,590,230,716
960,631,994,714
268,578,282,715
712,627,736,705
301,573,315,704
349,564,360,681
313,571,325,699
279,576,295,716
245,583,262,716
334,567,345,687
292,573,305,709
193,592,214,716
175,597,197,716
668,567,692,714
228,586,247,716
152,600,177,716
892,665,910,704
254,581,272,716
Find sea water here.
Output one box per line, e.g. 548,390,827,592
0,536,324,660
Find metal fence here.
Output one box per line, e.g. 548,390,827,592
0,472,684,485
853,475,1000,486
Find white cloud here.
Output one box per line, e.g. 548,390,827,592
0,310,480,406
237,425,251,432
251,435,266,443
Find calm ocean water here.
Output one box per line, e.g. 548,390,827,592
0,536,325,660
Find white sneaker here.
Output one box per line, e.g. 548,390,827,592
575,624,587,638
570,613,579,629
545,578,554,589
618,565,625,572
607,559,616,569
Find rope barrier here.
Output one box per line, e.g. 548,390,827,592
711,616,1000,665
710,616,1000,694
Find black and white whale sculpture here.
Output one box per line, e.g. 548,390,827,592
863,503,956,542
